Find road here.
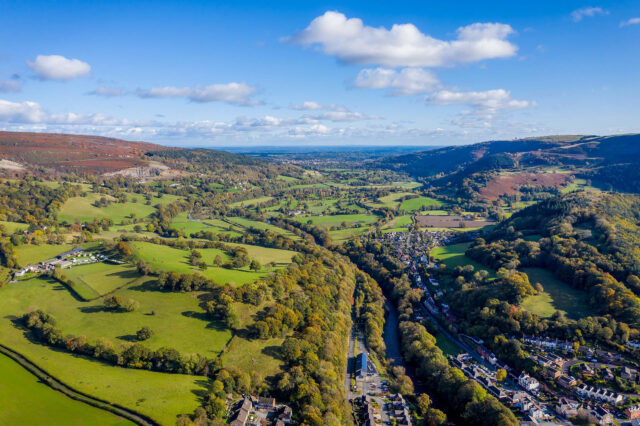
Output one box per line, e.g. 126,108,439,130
0,343,156,426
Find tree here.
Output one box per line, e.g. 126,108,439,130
496,369,507,382
123,298,140,312
104,295,123,310
136,326,153,341
250,259,261,271
214,254,223,267
417,393,432,416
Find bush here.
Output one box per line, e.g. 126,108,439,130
136,326,154,341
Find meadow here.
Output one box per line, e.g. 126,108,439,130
400,196,444,212
0,278,206,424
0,353,131,426
58,192,184,224
0,220,29,233
296,213,378,229
520,267,592,319
15,243,75,267
129,241,293,285
431,243,495,277
63,262,142,298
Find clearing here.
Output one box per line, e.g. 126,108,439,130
520,267,592,319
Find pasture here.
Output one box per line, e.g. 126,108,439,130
63,262,141,298
520,268,591,319
296,213,378,229
0,220,29,233
0,278,207,424
15,243,75,267
400,196,444,212
129,241,293,285
0,353,131,426
431,243,495,277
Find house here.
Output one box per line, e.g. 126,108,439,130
576,384,624,405
230,397,252,426
488,385,506,400
555,397,579,418
577,404,613,425
528,405,546,419
518,373,540,392
625,405,640,420
557,375,577,389
257,396,276,410
622,367,638,381
477,345,498,365
276,405,293,423
580,363,595,376
602,367,615,381
544,368,561,380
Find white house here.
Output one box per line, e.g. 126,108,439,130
518,373,540,392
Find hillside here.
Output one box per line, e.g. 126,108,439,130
0,131,300,180
0,131,167,173
375,134,640,205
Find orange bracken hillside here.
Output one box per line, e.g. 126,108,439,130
0,131,170,173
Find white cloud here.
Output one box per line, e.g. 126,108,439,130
88,86,124,97
571,7,609,22
308,111,376,122
136,82,259,106
0,80,20,93
427,89,534,113
354,67,440,95
290,101,324,110
620,17,640,27
288,11,517,67
27,55,91,81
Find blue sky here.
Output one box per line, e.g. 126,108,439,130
0,0,638,146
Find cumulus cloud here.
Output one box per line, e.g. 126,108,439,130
27,55,91,81
288,11,517,67
571,7,609,22
354,67,440,95
308,111,376,122
620,17,640,27
427,89,534,112
88,86,124,97
0,80,20,93
136,82,260,106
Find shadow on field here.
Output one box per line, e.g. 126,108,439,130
261,345,282,360
116,334,138,342
191,379,210,401
181,310,227,331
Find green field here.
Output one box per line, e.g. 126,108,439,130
369,192,414,209
63,262,141,298
130,241,293,285
381,215,413,233
400,196,444,212
0,220,29,233
222,303,285,377
58,192,183,224
0,278,207,424
0,353,131,426
226,217,300,240
431,243,495,277
435,332,462,356
296,213,378,229
230,196,274,208
520,268,592,319
15,243,75,267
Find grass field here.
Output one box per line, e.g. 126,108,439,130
0,278,207,424
226,217,300,240
296,213,378,229
400,196,444,212
0,220,29,233
0,353,131,426
63,262,141,297
230,196,274,208
520,268,592,319
381,215,413,233
223,303,285,377
435,332,462,356
130,241,293,285
169,212,209,236
431,243,495,277
15,243,75,267
58,192,183,225
369,192,414,209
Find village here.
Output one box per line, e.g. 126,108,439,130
377,228,640,425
